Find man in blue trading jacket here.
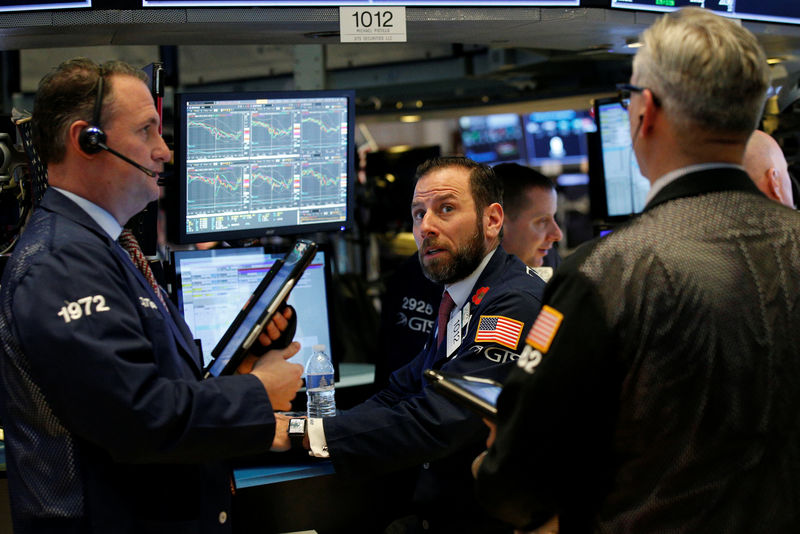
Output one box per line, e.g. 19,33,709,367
475,8,800,533
280,156,547,532
0,58,304,533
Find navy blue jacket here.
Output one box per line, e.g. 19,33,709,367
323,247,546,530
0,189,277,534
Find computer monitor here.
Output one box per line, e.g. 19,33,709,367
459,113,527,166
589,97,651,222
523,109,596,167
170,90,355,244
171,246,336,373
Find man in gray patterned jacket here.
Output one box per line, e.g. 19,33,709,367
476,7,800,533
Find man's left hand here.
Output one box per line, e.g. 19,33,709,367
236,306,295,374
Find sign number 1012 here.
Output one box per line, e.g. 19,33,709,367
351,10,394,28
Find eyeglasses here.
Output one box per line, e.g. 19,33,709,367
616,83,661,110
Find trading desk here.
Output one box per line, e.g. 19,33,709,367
232,362,415,533
232,452,415,534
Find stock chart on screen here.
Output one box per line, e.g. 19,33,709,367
179,93,351,240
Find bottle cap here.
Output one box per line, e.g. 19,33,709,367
312,344,326,352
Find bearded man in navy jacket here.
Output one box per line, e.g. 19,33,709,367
277,156,546,533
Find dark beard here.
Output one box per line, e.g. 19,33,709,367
419,222,486,284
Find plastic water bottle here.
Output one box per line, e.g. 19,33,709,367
305,344,336,418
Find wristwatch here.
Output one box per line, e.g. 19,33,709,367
287,418,307,449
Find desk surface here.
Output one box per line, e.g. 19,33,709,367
337,362,374,388
234,459,334,489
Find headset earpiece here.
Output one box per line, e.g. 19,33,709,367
78,75,106,155
78,126,106,154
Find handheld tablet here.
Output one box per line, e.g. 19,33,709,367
203,239,318,378
423,369,502,421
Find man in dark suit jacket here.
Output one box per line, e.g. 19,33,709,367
0,58,303,533
475,8,800,533
277,157,547,533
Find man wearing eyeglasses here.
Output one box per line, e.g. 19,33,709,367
475,7,800,533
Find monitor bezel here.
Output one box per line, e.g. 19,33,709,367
171,89,356,244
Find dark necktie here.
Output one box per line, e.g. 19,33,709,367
436,290,456,347
118,228,166,308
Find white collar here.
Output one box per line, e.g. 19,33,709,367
443,247,497,318
51,187,123,240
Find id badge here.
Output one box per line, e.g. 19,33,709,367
461,304,472,333
446,312,462,358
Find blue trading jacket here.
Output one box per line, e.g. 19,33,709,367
0,188,276,534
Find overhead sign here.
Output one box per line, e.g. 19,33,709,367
610,0,800,26
339,6,406,43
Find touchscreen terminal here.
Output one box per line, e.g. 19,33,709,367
424,369,502,421
204,239,317,378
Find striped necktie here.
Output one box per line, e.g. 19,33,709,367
118,228,166,308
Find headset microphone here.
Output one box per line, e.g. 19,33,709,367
78,75,157,179
95,141,157,178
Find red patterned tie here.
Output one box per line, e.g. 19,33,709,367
118,228,166,308
436,290,456,347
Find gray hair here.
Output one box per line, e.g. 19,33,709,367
632,7,769,140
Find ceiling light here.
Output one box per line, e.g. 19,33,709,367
400,115,422,123
388,145,412,153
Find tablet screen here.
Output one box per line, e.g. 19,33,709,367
447,376,502,407
206,262,293,377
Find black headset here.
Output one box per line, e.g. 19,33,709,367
78,75,107,155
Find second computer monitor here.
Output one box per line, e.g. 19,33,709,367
172,246,335,372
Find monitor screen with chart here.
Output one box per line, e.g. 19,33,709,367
459,113,527,166
589,97,651,222
171,90,355,244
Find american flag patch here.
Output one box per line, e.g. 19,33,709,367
525,305,563,353
474,315,524,350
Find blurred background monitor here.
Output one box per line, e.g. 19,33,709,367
0,0,90,12
523,109,596,167
589,97,650,223
170,90,355,244
171,245,336,375
458,113,527,166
